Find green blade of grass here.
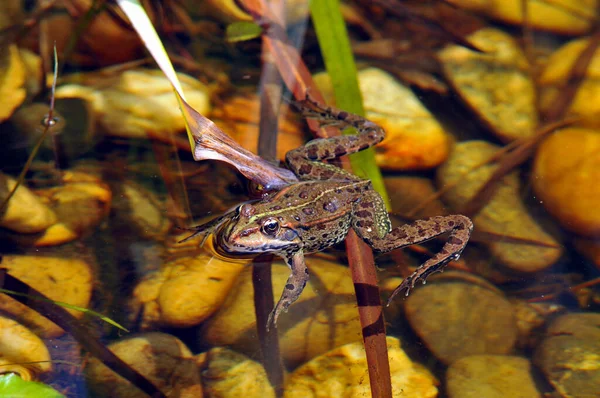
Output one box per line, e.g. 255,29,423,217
310,0,390,210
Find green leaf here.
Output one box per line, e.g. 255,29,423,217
310,0,390,209
226,21,263,43
0,373,65,398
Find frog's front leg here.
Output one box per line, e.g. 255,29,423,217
267,250,309,330
352,190,473,303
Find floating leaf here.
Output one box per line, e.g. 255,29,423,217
226,21,263,43
0,373,65,398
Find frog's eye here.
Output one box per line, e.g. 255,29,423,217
261,218,280,236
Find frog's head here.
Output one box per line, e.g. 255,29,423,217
216,203,301,255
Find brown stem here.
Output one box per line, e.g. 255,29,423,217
240,1,392,396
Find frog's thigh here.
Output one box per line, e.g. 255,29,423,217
352,189,392,242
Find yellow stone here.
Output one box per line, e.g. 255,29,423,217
438,28,537,143
284,337,438,398
0,315,51,381
532,127,600,237
200,255,364,368
0,255,93,338
55,68,211,139
446,0,596,35
130,243,248,328
437,141,561,272
539,37,600,127
314,68,451,170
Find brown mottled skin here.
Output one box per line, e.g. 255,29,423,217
183,98,473,330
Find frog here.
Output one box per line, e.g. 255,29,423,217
182,97,473,330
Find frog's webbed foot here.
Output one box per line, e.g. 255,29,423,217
267,251,309,331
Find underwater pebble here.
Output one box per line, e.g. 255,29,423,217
25,170,112,246
540,37,600,125
438,28,537,143
130,245,248,329
113,181,171,240
533,127,600,237
511,299,564,349
445,0,595,35
284,337,438,398
446,355,540,398
0,315,51,381
86,332,203,398
200,256,363,368
198,347,276,398
314,67,452,170
534,313,600,398
0,173,57,233
0,45,27,122
55,68,210,139
405,281,517,364
384,176,448,219
0,255,93,338
437,140,562,273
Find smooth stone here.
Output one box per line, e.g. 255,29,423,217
0,315,51,380
198,347,275,398
446,355,540,398
0,254,93,338
129,244,248,329
437,140,562,273
405,281,517,364
24,170,112,247
532,127,600,237
284,337,438,398
540,37,600,125
200,256,364,368
534,313,600,397
0,173,57,233
438,28,537,143
384,176,448,219
86,332,203,398
113,181,171,240
55,68,210,139
445,0,596,35
314,67,452,170
511,299,564,349
0,44,26,122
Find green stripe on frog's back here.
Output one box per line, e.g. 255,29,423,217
247,180,370,224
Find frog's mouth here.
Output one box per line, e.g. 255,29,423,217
216,221,300,256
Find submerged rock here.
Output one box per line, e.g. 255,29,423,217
0,315,52,381
533,127,600,237
198,347,275,398
0,173,56,234
405,280,517,364
0,254,93,338
86,333,203,398
446,355,540,398
438,28,537,143
284,337,438,398
200,256,363,368
314,68,452,170
534,313,600,397
437,140,562,273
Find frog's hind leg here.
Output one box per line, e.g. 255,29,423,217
352,190,473,302
267,251,309,331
